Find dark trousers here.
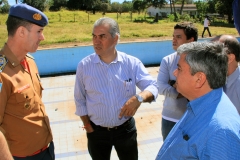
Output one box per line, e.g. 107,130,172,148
13,141,55,160
87,118,138,160
161,118,176,141
202,27,212,37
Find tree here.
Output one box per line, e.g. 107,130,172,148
179,0,185,15
83,0,100,10
133,0,147,14
100,3,111,14
0,0,10,13
146,0,167,8
206,0,217,13
195,0,208,21
111,2,122,12
171,0,178,21
67,0,82,10
20,0,48,11
169,0,173,14
215,0,234,23
52,0,68,9
122,1,133,12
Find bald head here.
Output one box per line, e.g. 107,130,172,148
221,35,240,62
212,35,240,62
219,35,239,44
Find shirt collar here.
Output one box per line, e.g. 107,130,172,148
226,66,240,87
1,43,21,67
188,88,223,116
93,50,123,65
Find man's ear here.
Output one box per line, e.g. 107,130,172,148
195,72,207,88
188,37,194,43
16,26,27,38
228,53,236,64
114,34,119,44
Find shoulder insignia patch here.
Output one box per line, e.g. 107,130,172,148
26,54,35,60
0,55,8,72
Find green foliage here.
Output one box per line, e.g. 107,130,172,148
0,0,10,13
179,14,191,21
66,0,84,10
133,0,147,14
206,0,217,13
122,1,133,12
195,0,208,16
215,0,233,23
99,3,111,13
167,12,195,23
20,0,48,11
111,2,122,12
167,14,175,22
0,3,10,13
145,0,167,8
0,10,238,47
194,0,234,24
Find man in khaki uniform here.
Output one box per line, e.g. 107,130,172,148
0,4,54,159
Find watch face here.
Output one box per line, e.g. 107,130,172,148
136,94,143,102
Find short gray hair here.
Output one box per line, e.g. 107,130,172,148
177,41,228,89
93,17,120,39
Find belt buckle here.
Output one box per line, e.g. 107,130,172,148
107,127,117,131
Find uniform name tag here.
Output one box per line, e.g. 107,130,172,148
17,84,30,93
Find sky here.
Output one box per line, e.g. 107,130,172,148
8,0,127,5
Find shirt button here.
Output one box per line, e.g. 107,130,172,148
25,103,30,109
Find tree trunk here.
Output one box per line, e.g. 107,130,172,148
170,0,173,14
180,0,185,15
228,12,233,24
172,0,178,21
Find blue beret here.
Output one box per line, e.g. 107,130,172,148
9,4,48,27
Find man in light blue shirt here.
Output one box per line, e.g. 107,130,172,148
156,42,240,160
214,35,240,114
74,17,158,160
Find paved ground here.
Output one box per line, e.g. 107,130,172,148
42,66,164,160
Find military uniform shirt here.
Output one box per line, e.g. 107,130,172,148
0,44,53,156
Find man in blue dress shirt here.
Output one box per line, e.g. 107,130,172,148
74,17,158,160
156,41,240,160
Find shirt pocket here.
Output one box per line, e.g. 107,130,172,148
125,81,135,96
15,88,35,111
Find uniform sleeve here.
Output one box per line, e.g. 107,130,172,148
157,58,179,99
74,62,88,116
0,74,9,134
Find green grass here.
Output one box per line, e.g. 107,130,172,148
0,10,238,48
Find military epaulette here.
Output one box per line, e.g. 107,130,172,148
26,53,35,60
0,55,8,72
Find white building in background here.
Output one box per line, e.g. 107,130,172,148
147,4,197,18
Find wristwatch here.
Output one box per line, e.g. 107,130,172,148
135,94,144,103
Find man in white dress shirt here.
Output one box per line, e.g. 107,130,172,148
74,17,158,160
